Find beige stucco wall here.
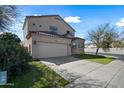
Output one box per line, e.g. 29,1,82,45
23,16,75,54
31,34,72,58
72,39,85,54
23,21,29,47
72,48,84,54
27,17,75,36
24,37,33,56
23,16,85,58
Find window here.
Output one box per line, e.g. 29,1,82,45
78,44,84,48
72,43,76,48
72,45,76,48
67,30,70,34
81,44,84,48
49,26,58,33
39,25,42,27
66,30,74,36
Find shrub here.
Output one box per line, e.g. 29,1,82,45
0,32,32,80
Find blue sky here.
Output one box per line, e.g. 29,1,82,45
13,5,124,42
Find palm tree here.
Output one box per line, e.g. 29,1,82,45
0,5,18,31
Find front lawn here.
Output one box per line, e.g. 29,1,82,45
0,61,69,88
77,54,113,64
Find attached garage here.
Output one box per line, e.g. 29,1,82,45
30,33,72,58
36,42,68,58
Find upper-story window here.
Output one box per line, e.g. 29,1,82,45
67,30,70,34
49,26,58,33
39,25,42,27
72,43,77,48
33,23,35,26
66,30,74,36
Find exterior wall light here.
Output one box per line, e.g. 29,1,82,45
34,40,37,45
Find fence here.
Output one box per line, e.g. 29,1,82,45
85,48,124,54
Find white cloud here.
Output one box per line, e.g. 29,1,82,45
33,14,42,16
64,16,81,23
11,19,24,31
9,18,24,40
116,17,124,28
76,33,84,38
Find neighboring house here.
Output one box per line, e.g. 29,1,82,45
23,15,85,58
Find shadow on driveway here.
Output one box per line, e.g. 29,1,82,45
40,56,82,65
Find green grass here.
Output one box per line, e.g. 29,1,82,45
0,61,69,88
77,54,113,64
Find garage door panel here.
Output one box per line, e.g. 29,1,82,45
37,42,67,58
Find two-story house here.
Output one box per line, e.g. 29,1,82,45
23,15,85,58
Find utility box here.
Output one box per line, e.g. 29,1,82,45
0,71,7,85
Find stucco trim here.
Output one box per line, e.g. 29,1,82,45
36,41,69,45
26,31,73,40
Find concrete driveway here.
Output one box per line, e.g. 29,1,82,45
41,56,124,88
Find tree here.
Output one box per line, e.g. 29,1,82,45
112,40,122,48
0,32,21,43
120,31,124,49
0,32,31,79
0,5,18,31
120,31,124,39
111,30,124,49
88,23,118,55
88,24,106,55
102,26,118,49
